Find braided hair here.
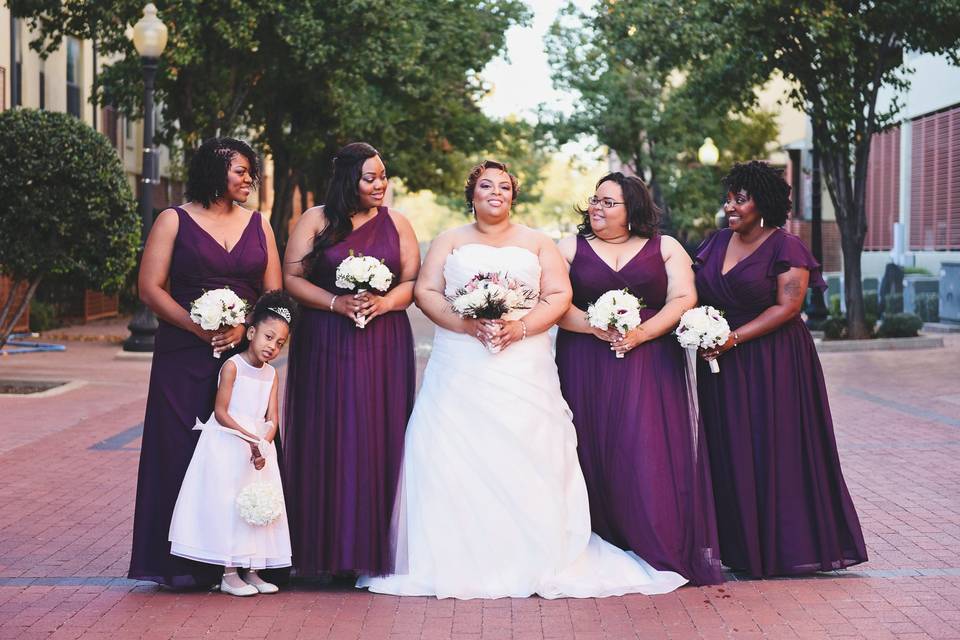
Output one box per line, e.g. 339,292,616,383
722,161,792,227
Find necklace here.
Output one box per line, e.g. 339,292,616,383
595,234,631,245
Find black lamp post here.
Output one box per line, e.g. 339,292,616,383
123,4,168,352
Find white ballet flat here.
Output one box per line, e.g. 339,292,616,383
219,577,258,597
249,580,279,594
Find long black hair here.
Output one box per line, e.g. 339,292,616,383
722,161,792,227
185,137,261,208
576,172,661,239
301,142,380,279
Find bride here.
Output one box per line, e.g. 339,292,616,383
357,160,687,599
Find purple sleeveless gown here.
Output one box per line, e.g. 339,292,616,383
129,208,267,587
283,207,415,577
694,227,867,577
556,235,723,585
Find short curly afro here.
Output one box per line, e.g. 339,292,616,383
722,160,792,227
185,137,261,208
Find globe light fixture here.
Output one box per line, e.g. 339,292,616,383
697,137,720,166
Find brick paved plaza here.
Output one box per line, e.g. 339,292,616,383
1,315,959,639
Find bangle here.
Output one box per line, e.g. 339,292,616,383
733,331,740,346
520,320,527,341
329,295,338,312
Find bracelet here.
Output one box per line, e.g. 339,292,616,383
329,295,338,312
520,320,527,341
733,331,740,346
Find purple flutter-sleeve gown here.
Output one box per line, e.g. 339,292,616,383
693,227,868,577
283,207,415,577
128,207,267,588
556,234,723,585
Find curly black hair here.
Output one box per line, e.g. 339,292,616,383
464,159,520,214
185,137,261,208
250,289,297,329
576,172,661,239
722,161,792,227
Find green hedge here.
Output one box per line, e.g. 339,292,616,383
914,293,939,322
877,313,923,338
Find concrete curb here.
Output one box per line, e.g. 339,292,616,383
816,335,944,352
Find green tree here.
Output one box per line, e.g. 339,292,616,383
546,3,778,242
0,110,140,348
600,0,960,338
10,0,531,249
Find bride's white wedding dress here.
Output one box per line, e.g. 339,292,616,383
357,243,687,599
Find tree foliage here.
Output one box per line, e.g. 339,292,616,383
9,0,532,248
578,0,960,338
546,1,779,241
0,109,139,347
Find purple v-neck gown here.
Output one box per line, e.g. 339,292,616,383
556,234,723,585
694,227,867,577
129,207,267,587
283,208,415,577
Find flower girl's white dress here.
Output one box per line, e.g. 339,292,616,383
169,354,291,569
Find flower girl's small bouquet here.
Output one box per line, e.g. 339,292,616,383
586,289,645,359
189,287,249,358
236,477,285,526
335,251,394,328
675,305,731,373
447,272,538,353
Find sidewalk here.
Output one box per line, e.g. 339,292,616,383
1,316,959,639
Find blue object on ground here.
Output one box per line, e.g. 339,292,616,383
0,333,67,355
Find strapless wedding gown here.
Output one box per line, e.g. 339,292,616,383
357,244,687,599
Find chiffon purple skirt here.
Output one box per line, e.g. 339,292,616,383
129,208,267,587
283,209,415,577
556,235,723,585
694,228,867,577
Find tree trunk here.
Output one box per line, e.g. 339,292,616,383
0,276,42,351
270,150,299,256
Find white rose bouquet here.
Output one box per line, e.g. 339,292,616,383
676,305,731,373
586,289,645,358
335,251,394,328
236,480,284,526
189,287,249,358
447,272,538,353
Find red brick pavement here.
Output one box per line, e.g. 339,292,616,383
1,316,959,639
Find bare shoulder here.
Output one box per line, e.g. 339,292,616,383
151,207,181,238
658,234,690,261
219,359,238,377
436,224,477,248
299,205,328,232
386,207,414,232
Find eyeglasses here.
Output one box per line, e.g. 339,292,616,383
588,196,624,209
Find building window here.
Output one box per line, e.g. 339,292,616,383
66,38,82,118
39,71,45,110
910,104,960,251
13,18,23,107
864,126,900,251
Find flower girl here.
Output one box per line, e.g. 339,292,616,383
169,291,295,596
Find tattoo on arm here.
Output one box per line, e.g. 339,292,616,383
783,278,803,301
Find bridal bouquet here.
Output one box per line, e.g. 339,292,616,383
335,251,394,328
676,305,731,374
586,289,645,359
189,287,249,358
236,480,284,526
447,272,538,353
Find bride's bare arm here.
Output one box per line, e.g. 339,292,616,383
414,232,480,335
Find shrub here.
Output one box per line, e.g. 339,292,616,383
0,109,139,348
863,289,879,318
877,313,923,338
28,300,62,332
822,316,847,340
914,293,939,322
829,293,842,317
882,292,903,316
903,266,933,276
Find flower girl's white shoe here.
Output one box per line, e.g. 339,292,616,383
243,570,279,594
220,572,258,597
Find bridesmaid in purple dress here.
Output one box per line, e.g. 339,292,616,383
556,172,723,585
129,138,283,587
695,161,867,577
282,143,419,577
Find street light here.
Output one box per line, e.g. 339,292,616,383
697,137,719,166
123,3,168,352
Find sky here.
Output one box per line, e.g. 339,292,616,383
479,0,579,122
